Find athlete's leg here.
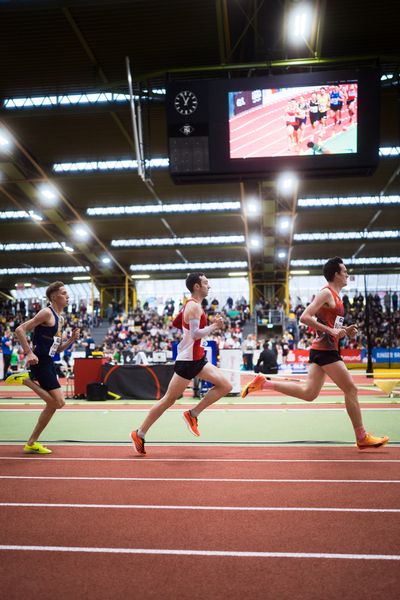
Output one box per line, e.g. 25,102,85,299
267,362,326,402
321,360,362,429
139,373,189,435
23,378,54,403
190,363,232,416
26,387,65,445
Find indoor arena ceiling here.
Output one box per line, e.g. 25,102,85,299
0,0,399,295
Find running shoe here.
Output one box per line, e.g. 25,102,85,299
240,373,267,398
356,432,389,450
5,371,29,385
130,430,146,455
183,410,200,437
23,442,52,454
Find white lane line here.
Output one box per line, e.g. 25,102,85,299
0,457,399,463
0,408,394,412
0,502,399,513
0,545,399,561
1,475,400,484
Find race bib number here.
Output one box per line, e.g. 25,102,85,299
333,316,344,329
49,336,61,357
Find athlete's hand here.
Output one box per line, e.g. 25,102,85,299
71,328,81,341
213,315,224,330
345,325,358,338
330,327,347,340
25,351,38,366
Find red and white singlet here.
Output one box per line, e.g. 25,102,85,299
174,299,207,361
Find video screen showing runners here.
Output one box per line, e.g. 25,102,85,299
228,82,358,158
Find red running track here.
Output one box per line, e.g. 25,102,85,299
0,445,399,599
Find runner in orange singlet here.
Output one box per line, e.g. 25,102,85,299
130,272,232,454
242,257,389,450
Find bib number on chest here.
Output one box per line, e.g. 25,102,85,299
49,336,61,357
333,316,344,329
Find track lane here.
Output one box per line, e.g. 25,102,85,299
0,505,399,555
1,551,398,600
1,456,398,479
1,477,399,508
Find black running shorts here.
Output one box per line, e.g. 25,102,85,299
174,356,208,380
29,355,61,391
309,349,342,367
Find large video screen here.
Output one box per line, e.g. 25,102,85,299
228,82,358,158
166,69,378,182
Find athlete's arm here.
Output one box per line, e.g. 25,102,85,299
14,307,53,364
184,301,223,340
58,328,81,352
300,290,346,340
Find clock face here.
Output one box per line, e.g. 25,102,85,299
174,90,198,115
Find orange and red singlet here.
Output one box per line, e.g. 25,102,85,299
311,286,344,351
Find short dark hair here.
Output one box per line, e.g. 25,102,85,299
46,281,65,301
185,272,205,293
323,257,343,282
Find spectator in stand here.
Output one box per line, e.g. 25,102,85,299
242,334,256,370
226,296,234,310
391,291,398,312
82,333,96,358
384,291,391,313
1,330,13,379
106,303,114,325
254,342,278,375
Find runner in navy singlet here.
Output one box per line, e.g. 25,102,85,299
12,281,80,454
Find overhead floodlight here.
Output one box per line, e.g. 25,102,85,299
73,224,90,239
245,194,261,217
73,275,92,281
228,272,248,277
287,3,313,43
131,274,151,279
61,242,74,253
277,251,287,259
277,172,298,196
249,237,261,249
0,130,12,148
101,256,111,264
38,183,59,205
278,217,291,232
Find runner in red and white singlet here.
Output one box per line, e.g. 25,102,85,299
175,298,207,361
130,272,232,454
242,257,389,450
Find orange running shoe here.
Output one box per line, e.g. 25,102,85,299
130,430,146,455
356,432,389,450
183,410,200,437
241,373,268,398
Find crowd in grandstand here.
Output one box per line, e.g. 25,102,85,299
1,290,399,378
